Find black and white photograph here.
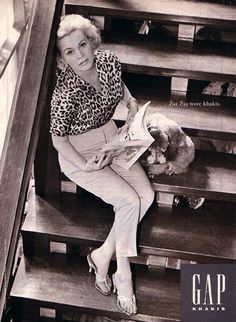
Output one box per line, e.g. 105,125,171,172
0,1,236,322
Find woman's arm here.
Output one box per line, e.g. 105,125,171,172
52,135,112,172
122,82,139,124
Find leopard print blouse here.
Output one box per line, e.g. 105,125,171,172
50,50,123,136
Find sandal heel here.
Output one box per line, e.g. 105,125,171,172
87,253,112,296
112,274,117,293
87,256,94,273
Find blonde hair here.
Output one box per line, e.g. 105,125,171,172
57,14,101,50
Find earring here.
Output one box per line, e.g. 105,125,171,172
57,57,68,71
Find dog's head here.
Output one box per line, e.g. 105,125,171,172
147,127,169,164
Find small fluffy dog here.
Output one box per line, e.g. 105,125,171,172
145,113,195,176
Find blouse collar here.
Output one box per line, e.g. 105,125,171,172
58,50,109,96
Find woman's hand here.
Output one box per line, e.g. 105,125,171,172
125,99,139,127
81,152,112,172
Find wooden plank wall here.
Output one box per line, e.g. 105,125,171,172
0,0,63,318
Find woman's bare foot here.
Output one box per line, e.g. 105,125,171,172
114,272,133,298
113,271,137,315
87,249,112,295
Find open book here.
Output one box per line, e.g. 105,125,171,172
102,101,154,169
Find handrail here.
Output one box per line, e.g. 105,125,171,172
0,0,28,78
0,0,63,318
0,21,27,78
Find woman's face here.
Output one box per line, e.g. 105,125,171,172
58,29,95,75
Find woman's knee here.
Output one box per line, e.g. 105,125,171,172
114,188,140,212
124,189,141,210
145,187,155,208
140,187,155,220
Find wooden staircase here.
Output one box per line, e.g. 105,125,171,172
10,1,236,321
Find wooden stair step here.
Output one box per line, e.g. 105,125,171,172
10,254,180,322
65,0,236,30
114,93,236,141
22,193,236,262
150,150,236,201
99,38,236,82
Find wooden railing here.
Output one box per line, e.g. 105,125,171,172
0,0,63,318
0,0,28,157
0,0,27,78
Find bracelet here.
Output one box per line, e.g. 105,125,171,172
127,97,137,109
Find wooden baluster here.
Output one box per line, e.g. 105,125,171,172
177,23,195,51
171,77,189,96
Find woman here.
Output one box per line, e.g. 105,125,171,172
50,14,154,315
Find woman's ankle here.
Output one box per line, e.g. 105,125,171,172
92,246,113,262
115,270,132,283
91,248,111,278
114,271,134,298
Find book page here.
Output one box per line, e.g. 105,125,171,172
102,101,154,169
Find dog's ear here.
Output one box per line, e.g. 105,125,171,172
159,131,169,151
168,124,185,148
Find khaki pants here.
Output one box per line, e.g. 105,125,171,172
59,120,154,257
